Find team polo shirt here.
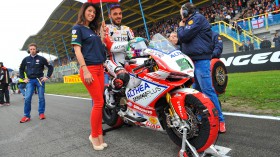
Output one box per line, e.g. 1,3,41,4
71,24,106,65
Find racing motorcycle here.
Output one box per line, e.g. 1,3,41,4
103,34,219,156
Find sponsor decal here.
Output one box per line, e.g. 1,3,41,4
36,60,40,63
170,51,182,58
220,51,280,67
63,74,82,83
133,105,153,115
72,35,77,38
130,87,161,103
149,117,158,124
177,101,184,118
188,20,193,25
127,82,150,98
126,79,167,107
114,37,128,41
72,30,76,34
114,44,126,49
145,121,161,129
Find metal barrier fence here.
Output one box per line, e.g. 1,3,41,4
211,21,262,51
44,61,79,82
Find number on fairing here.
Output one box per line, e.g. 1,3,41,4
176,58,191,71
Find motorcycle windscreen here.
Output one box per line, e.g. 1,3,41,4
149,34,177,54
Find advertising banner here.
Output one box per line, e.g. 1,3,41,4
220,48,280,73
63,74,82,83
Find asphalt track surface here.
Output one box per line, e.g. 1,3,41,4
0,94,279,157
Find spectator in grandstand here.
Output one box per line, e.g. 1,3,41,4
239,40,249,52
71,3,106,151
273,32,280,48
212,31,223,58
232,21,243,35
178,2,226,133
0,62,11,106
247,40,254,51
167,31,180,50
260,36,272,49
19,43,53,123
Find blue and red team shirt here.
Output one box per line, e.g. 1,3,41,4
71,24,106,65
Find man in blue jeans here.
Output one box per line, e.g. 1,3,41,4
177,2,226,133
19,43,53,123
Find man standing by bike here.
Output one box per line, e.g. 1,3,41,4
19,43,53,123
177,2,226,133
102,3,134,107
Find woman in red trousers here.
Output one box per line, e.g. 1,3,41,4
71,2,107,151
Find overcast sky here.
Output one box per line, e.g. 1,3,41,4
0,0,63,70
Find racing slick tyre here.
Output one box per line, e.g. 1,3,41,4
210,59,228,95
163,93,219,154
102,87,124,128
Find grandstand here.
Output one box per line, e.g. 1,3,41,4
21,0,280,82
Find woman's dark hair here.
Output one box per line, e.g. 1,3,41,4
76,2,101,32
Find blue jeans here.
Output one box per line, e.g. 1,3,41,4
24,79,45,118
18,83,26,97
192,60,225,122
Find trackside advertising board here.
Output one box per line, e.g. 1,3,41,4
220,48,280,73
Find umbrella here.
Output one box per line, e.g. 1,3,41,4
75,0,121,22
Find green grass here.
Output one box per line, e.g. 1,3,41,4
45,83,90,98
220,70,280,116
45,70,280,116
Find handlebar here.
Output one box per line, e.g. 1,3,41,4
132,63,146,73
125,55,150,61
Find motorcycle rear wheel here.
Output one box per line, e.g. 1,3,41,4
102,87,124,127
163,93,219,153
211,59,228,95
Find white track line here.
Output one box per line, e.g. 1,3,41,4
223,112,280,121
46,93,91,100
46,94,280,121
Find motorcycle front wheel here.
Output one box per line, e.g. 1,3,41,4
163,93,219,153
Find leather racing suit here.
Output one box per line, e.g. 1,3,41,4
104,24,134,90
103,24,134,107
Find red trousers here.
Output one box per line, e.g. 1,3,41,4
80,65,104,137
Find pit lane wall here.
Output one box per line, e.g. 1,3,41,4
220,48,280,73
